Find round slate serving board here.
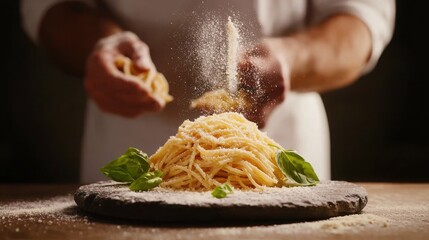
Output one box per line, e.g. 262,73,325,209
74,181,367,223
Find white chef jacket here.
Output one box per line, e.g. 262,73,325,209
21,0,395,183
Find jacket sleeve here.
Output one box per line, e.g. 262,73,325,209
311,0,396,73
20,0,96,43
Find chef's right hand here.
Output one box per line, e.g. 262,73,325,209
84,31,162,118
238,38,290,128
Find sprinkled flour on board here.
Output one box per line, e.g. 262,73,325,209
72,181,368,225
74,181,365,208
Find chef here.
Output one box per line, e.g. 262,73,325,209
21,0,395,182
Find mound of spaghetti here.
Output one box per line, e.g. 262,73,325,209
150,112,285,191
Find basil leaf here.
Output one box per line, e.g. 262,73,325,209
100,147,150,182
211,183,233,198
129,170,163,191
276,149,319,186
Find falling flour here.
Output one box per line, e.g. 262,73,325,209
195,14,226,93
193,14,249,95
226,16,240,93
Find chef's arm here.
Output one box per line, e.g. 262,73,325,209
278,14,372,92
38,1,122,76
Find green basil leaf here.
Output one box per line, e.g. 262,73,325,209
276,149,319,186
129,170,163,191
100,147,150,182
100,169,135,183
211,183,233,198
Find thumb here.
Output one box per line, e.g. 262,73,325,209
118,38,155,72
132,45,156,72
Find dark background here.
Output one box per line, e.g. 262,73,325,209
2,1,428,183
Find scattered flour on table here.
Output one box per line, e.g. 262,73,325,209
0,195,99,237
126,213,391,240
0,196,75,217
362,188,429,233
314,213,389,233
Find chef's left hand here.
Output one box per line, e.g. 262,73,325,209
238,38,290,128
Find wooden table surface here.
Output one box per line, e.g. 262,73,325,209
1,183,428,240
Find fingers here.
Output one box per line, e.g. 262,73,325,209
85,49,163,117
242,110,264,129
86,31,164,118
236,42,288,129
244,44,269,58
85,78,161,108
117,35,154,72
87,50,147,94
96,31,155,72
95,95,142,118
239,50,285,90
239,56,280,93
132,45,155,72
85,80,162,117
118,41,154,71
241,95,286,129
238,43,268,72
88,88,146,118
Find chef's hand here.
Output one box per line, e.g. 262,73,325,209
84,31,162,118
238,38,290,128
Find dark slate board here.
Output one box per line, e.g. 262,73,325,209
74,181,367,223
